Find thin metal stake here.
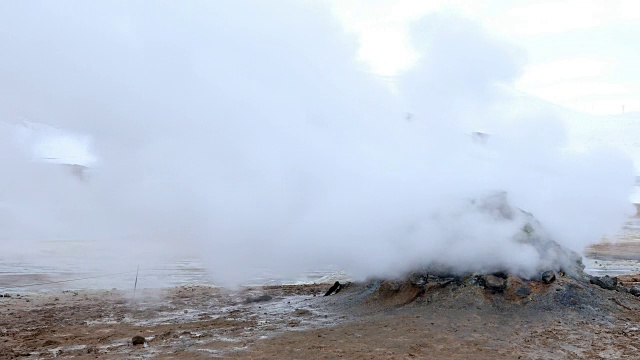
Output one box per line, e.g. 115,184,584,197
133,265,139,299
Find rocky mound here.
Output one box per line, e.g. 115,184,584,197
252,273,640,360
407,192,588,281
326,193,635,319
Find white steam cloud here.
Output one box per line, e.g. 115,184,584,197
0,1,635,284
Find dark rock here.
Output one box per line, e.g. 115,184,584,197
515,286,532,297
132,335,145,345
324,281,342,296
590,275,618,290
483,275,506,292
244,295,273,304
630,285,640,297
541,270,556,284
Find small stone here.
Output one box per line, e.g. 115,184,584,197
541,271,556,284
630,285,640,297
483,275,506,292
132,335,146,345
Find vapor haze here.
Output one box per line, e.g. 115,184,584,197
0,1,635,285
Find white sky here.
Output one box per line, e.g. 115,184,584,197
332,0,640,115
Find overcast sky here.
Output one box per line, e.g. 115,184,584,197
5,0,640,168
333,0,640,115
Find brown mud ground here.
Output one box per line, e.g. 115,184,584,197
3,274,640,359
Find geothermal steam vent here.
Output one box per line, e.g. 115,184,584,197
422,192,586,280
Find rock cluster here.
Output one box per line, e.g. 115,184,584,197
476,271,554,295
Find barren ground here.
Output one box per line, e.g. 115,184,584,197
3,273,640,359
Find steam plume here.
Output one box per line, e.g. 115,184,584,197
0,1,634,284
